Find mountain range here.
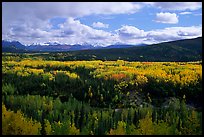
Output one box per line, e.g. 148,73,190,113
2,40,146,52
2,37,202,62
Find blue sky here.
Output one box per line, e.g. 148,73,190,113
2,2,202,46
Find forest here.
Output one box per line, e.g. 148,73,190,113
2,53,202,135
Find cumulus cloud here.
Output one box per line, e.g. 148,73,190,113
3,2,141,35
176,26,202,37
145,2,202,11
114,25,202,45
2,2,141,45
3,2,141,21
34,17,117,46
146,25,202,43
92,22,109,28
3,18,202,46
2,2,202,46
114,25,147,45
115,25,201,44
154,12,179,24
59,18,113,41
116,25,146,38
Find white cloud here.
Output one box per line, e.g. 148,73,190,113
116,25,146,38
179,12,192,15
114,25,202,45
146,25,202,43
3,15,117,46
176,26,202,37
3,17,202,46
2,2,202,46
179,12,202,16
154,12,178,24
3,2,142,21
114,25,147,45
61,18,119,46
145,2,202,11
59,18,112,39
3,2,141,35
2,2,141,45
92,22,109,28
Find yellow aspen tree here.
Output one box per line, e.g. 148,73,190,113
137,112,154,135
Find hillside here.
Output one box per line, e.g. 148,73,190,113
47,37,202,62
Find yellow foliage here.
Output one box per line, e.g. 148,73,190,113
108,121,126,135
137,112,154,135
68,123,80,135
2,103,42,135
44,119,52,135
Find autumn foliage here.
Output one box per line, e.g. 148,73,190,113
2,54,202,135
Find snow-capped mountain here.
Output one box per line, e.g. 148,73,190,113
2,40,148,52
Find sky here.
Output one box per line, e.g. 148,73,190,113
2,2,202,46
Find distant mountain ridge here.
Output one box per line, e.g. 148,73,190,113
2,41,97,52
2,37,202,62
2,40,25,49
2,40,147,52
2,40,27,52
